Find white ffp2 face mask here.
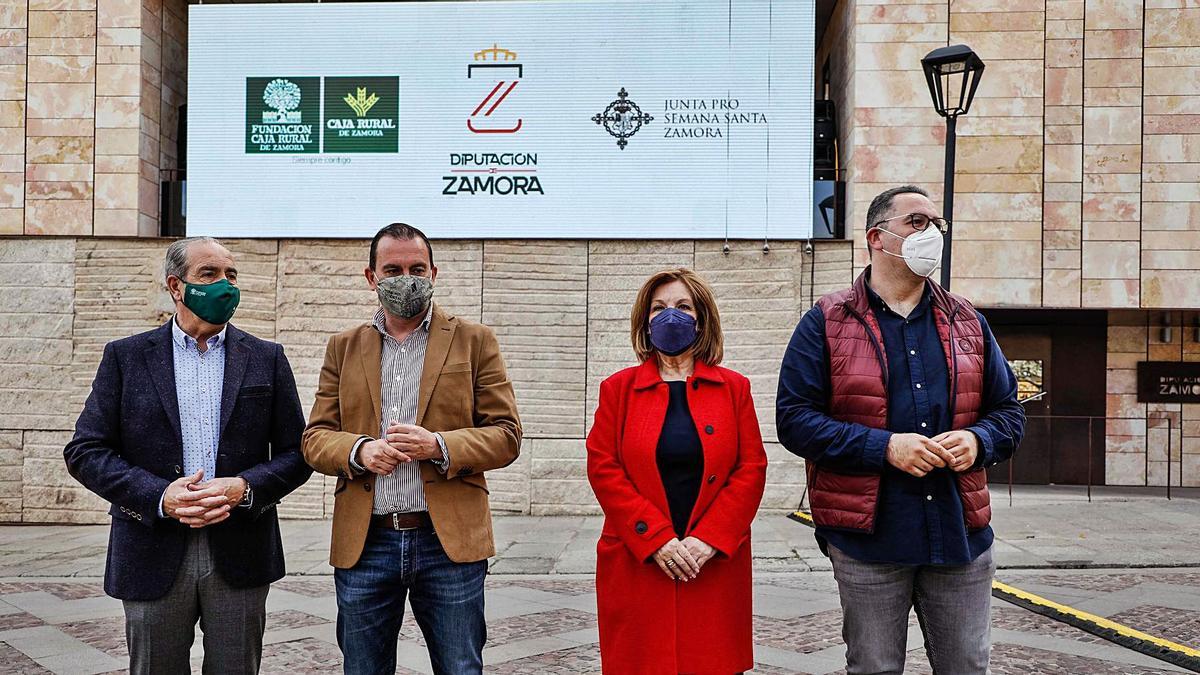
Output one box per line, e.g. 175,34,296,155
875,225,944,278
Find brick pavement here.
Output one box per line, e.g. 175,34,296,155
0,570,1195,674
1,487,1198,673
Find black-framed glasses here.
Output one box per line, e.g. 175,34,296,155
873,213,949,232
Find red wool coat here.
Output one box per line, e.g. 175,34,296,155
587,359,768,675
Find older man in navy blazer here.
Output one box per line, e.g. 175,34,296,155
64,237,312,675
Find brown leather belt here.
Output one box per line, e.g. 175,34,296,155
370,511,432,531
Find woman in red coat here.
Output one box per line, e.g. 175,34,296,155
587,268,768,675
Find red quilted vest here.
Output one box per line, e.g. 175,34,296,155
808,269,991,534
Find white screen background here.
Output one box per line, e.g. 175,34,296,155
187,0,815,239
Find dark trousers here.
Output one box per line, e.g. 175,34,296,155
335,524,488,675
123,529,269,675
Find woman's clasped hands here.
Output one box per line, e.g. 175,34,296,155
652,536,716,581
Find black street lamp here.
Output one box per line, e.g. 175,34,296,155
921,44,985,290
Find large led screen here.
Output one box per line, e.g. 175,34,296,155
188,0,815,239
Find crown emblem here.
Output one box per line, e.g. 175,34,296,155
474,44,518,61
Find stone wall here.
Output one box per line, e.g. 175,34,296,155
833,0,1200,309
1106,310,1200,488
0,0,185,237
843,0,1045,303
2,0,1200,521
828,0,1200,488
0,236,852,522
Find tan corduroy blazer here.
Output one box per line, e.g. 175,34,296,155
302,303,522,568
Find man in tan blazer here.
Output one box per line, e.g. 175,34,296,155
303,223,521,675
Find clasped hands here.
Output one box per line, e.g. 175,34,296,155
653,536,716,582
162,469,247,528
885,430,979,478
356,422,442,476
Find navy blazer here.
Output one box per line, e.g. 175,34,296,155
64,320,312,601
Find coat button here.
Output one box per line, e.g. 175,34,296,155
692,380,699,390
364,483,371,492
705,425,714,435
707,475,717,484
173,465,182,475
634,521,648,534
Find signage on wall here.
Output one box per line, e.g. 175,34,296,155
187,0,815,240
1137,361,1200,404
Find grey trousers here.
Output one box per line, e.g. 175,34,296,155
829,544,995,675
122,529,270,675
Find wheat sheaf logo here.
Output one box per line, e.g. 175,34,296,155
343,87,380,117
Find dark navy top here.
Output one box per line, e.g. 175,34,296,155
776,281,1025,566
657,380,704,538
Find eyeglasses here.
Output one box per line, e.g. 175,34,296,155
873,213,949,232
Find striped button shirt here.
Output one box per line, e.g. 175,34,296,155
360,306,443,514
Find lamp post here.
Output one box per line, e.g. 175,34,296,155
921,44,985,290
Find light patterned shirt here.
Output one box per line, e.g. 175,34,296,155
351,306,448,514
172,318,226,480
159,318,227,516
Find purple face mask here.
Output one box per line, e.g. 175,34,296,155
649,307,698,356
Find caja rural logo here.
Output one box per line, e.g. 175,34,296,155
245,76,399,154
246,77,319,153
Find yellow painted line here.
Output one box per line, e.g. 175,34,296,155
991,580,1200,658
790,508,1200,663
790,510,814,525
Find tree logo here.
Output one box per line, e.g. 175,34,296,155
343,87,380,117
246,77,319,153
262,78,303,123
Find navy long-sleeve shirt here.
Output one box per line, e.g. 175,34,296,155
777,282,1024,566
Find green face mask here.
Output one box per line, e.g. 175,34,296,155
181,278,240,325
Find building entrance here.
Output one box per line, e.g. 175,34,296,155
985,310,1107,486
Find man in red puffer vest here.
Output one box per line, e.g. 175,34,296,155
777,185,1025,674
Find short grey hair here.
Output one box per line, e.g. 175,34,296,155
164,237,221,281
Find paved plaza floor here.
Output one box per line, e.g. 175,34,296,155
0,487,1197,674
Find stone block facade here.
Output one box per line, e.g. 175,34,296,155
821,0,1200,490
0,236,845,521
0,0,184,237
1,0,1199,521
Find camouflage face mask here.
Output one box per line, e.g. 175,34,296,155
376,275,434,319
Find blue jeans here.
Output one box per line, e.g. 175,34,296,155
335,524,487,675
